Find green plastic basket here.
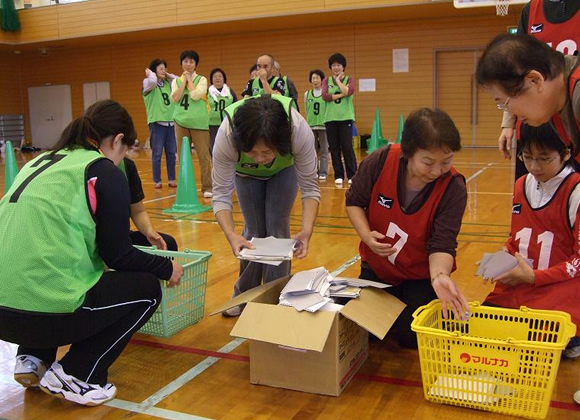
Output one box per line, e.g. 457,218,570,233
136,246,212,337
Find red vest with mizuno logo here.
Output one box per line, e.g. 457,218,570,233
359,144,458,285
528,0,580,55
507,173,580,268
487,172,580,308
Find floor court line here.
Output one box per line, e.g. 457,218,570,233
465,163,494,183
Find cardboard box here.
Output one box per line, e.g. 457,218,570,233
211,276,406,396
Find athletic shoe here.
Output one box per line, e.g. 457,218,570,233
14,355,48,388
335,178,343,186
168,181,177,188
348,179,352,185
203,191,213,198
154,182,162,189
39,362,117,406
574,390,580,405
563,336,580,359
221,305,242,317
318,175,327,181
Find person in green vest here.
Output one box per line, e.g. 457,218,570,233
304,69,328,180
0,100,183,406
241,54,287,98
171,50,213,198
118,157,178,251
322,52,357,187
208,68,237,157
212,95,320,316
143,58,177,189
273,60,299,111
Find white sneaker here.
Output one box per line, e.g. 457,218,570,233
203,191,213,198
318,175,327,181
14,355,48,388
39,362,117,406
348,179,352,185
335,178,343,186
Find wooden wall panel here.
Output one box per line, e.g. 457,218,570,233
5,12,519,146
177,0,326,23
0,53,23,116
56,0,178,38
15,6,59,42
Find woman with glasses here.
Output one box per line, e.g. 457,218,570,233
483,122,580,364
346,108,469,349
476,33,580,167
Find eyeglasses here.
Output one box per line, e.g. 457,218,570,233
517,153,559,165
496,96,511,111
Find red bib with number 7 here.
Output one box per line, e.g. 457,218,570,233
360,144,458,286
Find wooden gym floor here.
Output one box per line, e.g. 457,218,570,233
0,146,579,420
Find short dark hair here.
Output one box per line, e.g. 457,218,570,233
148,58,167,73
210,68,227,84
309,69,325,83
400,108,461,157
232,97,291,156
519,122,569,156
328,53,347,69
53,100,137,153
249,63,258,74
476,34,565,96
180,50,199,65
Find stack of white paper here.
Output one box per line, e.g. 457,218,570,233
279,267,333,312
238,236,297,266
279,269,393,312
477,250,533,279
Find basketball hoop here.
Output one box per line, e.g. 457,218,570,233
495,0,510,16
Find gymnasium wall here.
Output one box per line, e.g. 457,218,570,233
0,7,519,144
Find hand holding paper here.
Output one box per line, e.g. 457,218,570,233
477,250,533,283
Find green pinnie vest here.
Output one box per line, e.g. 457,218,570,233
305,89,326,128
324,75,355,123
142,79,174,124
224,95,295,177
250,76,282,96
208,89,235,126
0,148,105,313
173,75,209,130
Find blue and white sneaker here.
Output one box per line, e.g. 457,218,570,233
39,362,117,406
564,336,580,359
14,355,48,388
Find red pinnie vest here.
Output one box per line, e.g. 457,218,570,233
528,0,580,56
359,144,459,285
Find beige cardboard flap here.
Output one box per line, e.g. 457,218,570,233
209,276,291,316
340,288,406,339
230,302,336,352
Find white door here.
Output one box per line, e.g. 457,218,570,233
83,81,111,110
28,84,73,149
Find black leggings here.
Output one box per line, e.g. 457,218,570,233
325,120,357,180
0,271,162,385
360,263,437,349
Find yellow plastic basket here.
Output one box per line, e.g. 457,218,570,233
411,300,576,419
136,247,212,337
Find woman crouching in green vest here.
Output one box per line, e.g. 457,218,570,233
212,95,321,316
0,100,184,406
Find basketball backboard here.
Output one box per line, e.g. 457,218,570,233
453,0,528,8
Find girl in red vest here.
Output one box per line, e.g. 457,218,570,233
346,108,469,348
